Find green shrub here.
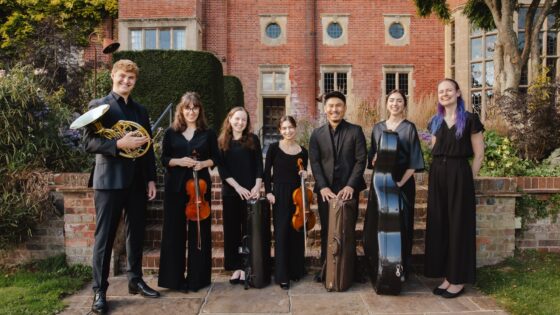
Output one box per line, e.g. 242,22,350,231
113,50,225,129
480,131,531,176
223,75,244,112
0,64,90,249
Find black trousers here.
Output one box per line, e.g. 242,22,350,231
158,190,212,291
424,157,476,284
92,181,146,292
222,195,248,271
272,183,305,284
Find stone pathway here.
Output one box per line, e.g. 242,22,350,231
61,273,508,315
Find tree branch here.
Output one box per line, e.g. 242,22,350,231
521,0,554,66
483,0,501,25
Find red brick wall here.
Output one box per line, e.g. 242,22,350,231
199,1,444,123
119,0,199,19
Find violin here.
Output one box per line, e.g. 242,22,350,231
291,158,316,254
185,151,211,249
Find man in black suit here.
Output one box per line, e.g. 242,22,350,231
309,91,367,281
84,59,160,314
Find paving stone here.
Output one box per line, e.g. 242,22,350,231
59,274,508,314
291,293,368,315
202,282,290,313
361,293,448,313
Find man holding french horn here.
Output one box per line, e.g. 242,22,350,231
82,59,160,314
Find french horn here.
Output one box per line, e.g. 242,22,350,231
70,104,152,158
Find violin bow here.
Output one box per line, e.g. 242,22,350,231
192,150,202,250
297,158,308,257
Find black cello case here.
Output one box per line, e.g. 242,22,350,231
240,197,272,289
363,130,407,295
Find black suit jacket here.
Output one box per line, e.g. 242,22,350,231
309,119,367,193
84,92,157,189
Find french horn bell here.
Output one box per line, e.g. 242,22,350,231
70,104,152,158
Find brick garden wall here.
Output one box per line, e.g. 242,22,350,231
3,172,559,269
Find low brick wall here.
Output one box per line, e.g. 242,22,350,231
474,177,519,266
515,177,560,253
2,172,559,269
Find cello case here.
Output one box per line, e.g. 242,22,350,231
363,130,405,295
324,198,358,292
241,197,272,289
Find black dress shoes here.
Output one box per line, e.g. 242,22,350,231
432,286,448,295
441,287,465,298
313,271,323,283
91,290,108,314
280,282,290,290
128,279,161,298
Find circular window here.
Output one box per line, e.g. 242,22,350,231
327,22,343,39
265,23,281,39
389,22,405,39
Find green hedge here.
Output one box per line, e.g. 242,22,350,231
113,50,225,129
224,75,244,111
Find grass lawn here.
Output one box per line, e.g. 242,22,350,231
476,250,560,315
0,255,91,314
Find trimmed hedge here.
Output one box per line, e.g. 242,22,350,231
224,75,244,111
113,50,225,129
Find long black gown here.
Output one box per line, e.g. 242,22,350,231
218,134,263,271
263,142,308,284
364,119,425,277
158,127,220,291
424,112,484,284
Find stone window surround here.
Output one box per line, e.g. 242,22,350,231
259,14,288,46
319,65,352,96
321,14,349,46
118,18,201,51
256,64,291,134
383,14,411,46
381,65,414,117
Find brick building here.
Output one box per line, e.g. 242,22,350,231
107,1,558,143
111,0,445,144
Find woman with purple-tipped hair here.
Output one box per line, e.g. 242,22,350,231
424,78,485,299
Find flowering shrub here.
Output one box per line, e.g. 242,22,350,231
480,131,531,176
418,130,432,171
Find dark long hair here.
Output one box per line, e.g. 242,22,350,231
429,78,467,139
171,92,208,132
218,106,255,151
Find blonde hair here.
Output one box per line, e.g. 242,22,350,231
111,59,139,76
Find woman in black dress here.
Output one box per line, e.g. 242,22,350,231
217,106,263,284
158,92,219,292
366,89,425,279
264,116,308,290
424,79,484,298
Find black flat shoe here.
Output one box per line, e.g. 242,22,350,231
229,278,240,285
313,271,323,283
432,286,448,295
441,288,465,299
280,282,290,290
179,283,189,293
91,290,108,314
129,279,161,298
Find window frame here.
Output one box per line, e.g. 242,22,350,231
128,27,187,51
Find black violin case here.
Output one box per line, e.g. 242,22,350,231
241,197,272,289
